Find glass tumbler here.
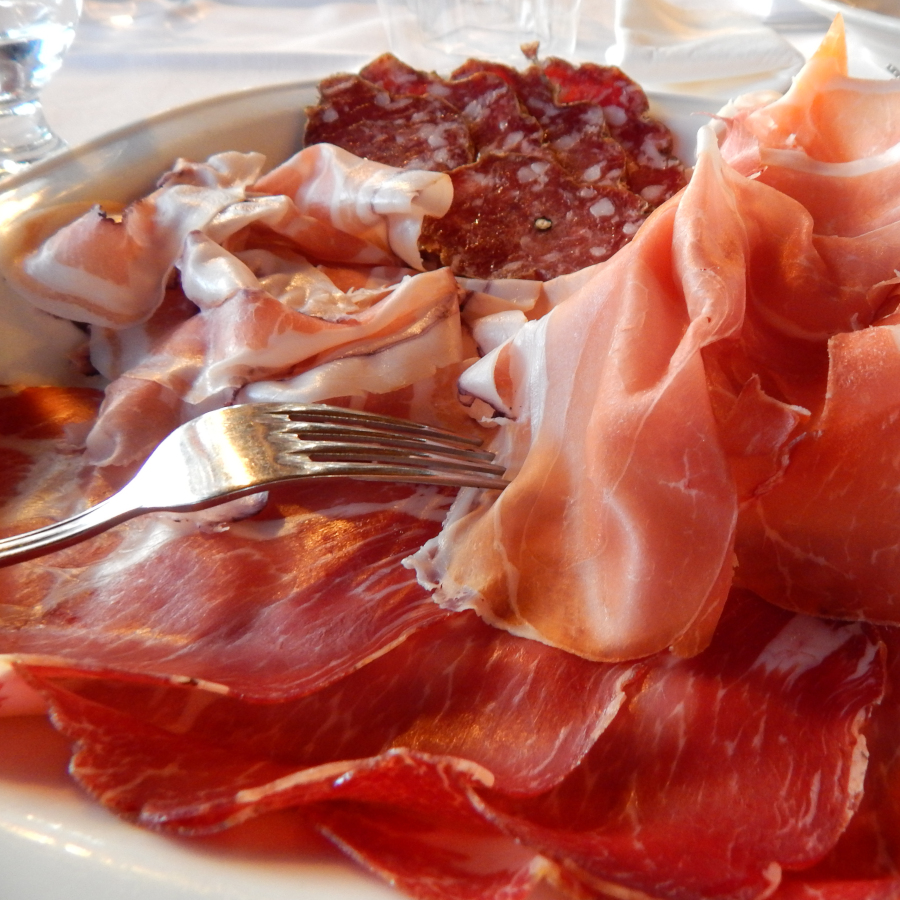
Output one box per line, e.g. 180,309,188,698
378,0,582,69
0,0,82,175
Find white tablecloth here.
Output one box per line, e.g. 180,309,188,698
38,0,856,153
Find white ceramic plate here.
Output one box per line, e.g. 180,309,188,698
0,79,720,900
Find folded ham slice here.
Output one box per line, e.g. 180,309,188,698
411,124,744,662
16,152,266,328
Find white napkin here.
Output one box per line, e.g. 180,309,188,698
605,0,806,98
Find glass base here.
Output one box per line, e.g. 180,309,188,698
0,99,67,177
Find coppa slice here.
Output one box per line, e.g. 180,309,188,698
16,590,884,900
472,591,885,900
0,385,463,701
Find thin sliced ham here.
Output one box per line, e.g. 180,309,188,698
705,21,900,622
16,152,266,328
411,124,743,663
83,267,464,467
253,143,453,270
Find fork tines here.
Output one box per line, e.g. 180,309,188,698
268,404,508,491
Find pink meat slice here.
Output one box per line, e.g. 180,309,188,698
16,152,266,328
253,143,453,270
705,23,900,622
472,590,885,900
728,19,900,166
412,126,744,663
81,267,463,468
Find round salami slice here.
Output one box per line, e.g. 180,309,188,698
360,57,547,161
305,73,474,172
540,58,689,206
358,53,435,96
432,71,547,158
419,152,647,280
452,59,628,189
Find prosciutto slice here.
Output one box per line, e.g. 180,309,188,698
15,152,266,328
702,21,900,623
411,124,743,663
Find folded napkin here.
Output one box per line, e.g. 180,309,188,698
605,0,806,98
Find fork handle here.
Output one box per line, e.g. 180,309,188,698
0,490,139,567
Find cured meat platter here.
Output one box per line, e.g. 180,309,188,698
3,23,900,900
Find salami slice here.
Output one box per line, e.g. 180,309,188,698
540,57,689,205
419,151,646,279
304,74,474,173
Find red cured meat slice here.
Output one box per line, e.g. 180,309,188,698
771,880,900,900
735,324,900,622
358,53,435,96
430,72,548,159
314,803,538,900
0,479,454,700
451,58,630,190
0,393,458,700
0,386,104,525
20,609,645,806
471,591,885,900
418,152,646,280
304,74,474,173
358,55,547,158
540,57,689,205
457,56,686,206
764,628,900,895
16,591,884,900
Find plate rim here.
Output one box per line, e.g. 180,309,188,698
0,77,320,198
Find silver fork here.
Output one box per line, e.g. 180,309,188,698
0,402,507,566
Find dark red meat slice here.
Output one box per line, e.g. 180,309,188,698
21,610,646,805
304,73,473,172
15,589,885,900
0,478,455,700
419,151,646,279
315,802,538,900
430,72,547,158
358,53,436,96
350,57,547,161
540,57,689,205
472,591,885,900
763,624,900,890
451,58,626,188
